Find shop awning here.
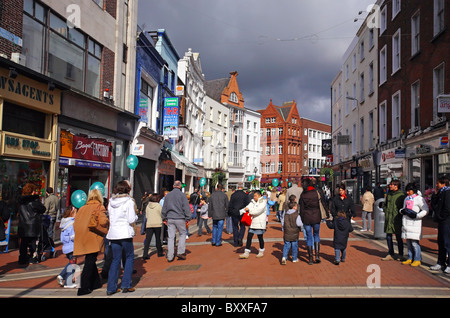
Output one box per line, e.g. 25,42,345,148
169,150,198,174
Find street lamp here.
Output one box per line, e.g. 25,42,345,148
216,142,223,168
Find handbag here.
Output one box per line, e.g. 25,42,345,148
88,206,109,236
241,211,252,226
316,191,327,219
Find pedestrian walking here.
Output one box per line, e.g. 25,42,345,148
239,190,267,259
161,180,191,262
299,178,329,265
286,180,303,211
360,186,375,231
227,183,250,246
400,183,429,267
430,176,450,273
106,181,138,295
44,187,59,251
277,188,287,222
330,184,356,221
209,183,229,247
381,180,406,261
197,197,212,236
57,205,77,288
142,193,164,260
280,201,302,264
18,183,46,265
73,189,109,296
326,211,353,265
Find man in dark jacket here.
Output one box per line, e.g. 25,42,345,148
208,183,229,246
430,176,450,273
161,180,191,261
18,183,46,265
228,183,250,246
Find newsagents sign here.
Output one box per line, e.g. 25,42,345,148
163,97,179,139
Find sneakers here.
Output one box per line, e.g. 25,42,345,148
402,259,412,265
281,257,286,265
381,254,395,261
56,275,64,287
429,264,442,271
444,266,450,274
411,261,421,267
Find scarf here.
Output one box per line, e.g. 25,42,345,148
307,186,315,191
340,192,347,200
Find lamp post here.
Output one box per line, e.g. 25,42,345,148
216,142,223,168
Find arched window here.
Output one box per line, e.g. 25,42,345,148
229,92,238,103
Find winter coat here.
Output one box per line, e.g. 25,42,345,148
400,194,428,240
145,201,162,228
431,187,450,225
331,194,355,219
73,200,109,256
44,194,60,218
209,190,229,221
285,184,303,210
18,195,46,237
384,190,406,234
277,193,286,212
60,217,75,254
106,194,138,240
361,191,375,212
228,190,250,217
326,216,354,250
299,187,328,225
242,196,267,230
161,188,191,221
199,203,209,219
281,209,302,242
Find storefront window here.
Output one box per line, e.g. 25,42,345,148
437,153,450,178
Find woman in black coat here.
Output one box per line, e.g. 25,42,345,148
18,183,46,265
331,184,356,221
326,210,354,265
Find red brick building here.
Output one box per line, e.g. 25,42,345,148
258,100,303,185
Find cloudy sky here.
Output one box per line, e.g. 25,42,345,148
138,0,376,124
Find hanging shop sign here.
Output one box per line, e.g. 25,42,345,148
162,97,179,139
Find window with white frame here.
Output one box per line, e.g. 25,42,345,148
380,6,387,34
380,45,387,84
434,0,445,36
360,41,365,61
433,63,445,118
369,62,374,94
360,117,364,152
352,124,357,154
392,91,401,138
360,73,365,102
392,29,401,73
229,92,238,103
411,81,420,128
379,101,387,143
369,111,374,148
411,12,420,56
392,0,401,19
278,144,283,154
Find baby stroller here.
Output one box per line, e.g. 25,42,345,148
37,215,57,262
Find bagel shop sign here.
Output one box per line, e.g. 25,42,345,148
0,68,60,114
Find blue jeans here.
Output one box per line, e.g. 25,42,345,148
212,219,224,245
59,252,76,286
335,248,346,262
406,239,421,261
282,240,298,260
303,223,321,247
107,238,134,292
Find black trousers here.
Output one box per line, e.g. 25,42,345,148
78,252,101,295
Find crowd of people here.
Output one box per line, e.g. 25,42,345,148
10,175,450,295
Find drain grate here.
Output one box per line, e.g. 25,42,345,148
166,264,201,271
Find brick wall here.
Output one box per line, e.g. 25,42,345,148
0,0,23,58
101,46,115,99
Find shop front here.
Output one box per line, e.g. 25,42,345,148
405,126,450,195
0,63,63,248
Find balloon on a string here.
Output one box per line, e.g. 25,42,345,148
199,177,206,187
126,154,139,170
90,182,105,196
71,190,87,209
272,178,279,187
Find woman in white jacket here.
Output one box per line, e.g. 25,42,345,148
400,183,429,267
106,181,138,295
239,190,267,259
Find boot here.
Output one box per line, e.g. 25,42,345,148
307,246,314,265
256,248,265,258
314,242,321,263
239,249,250,259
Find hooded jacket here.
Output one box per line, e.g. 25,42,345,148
60,217,75,254
400,193,428,240
241,196,267,230
106,194,138,240
326,216,354,250
145,201,162,228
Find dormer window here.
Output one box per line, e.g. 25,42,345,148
229,92,238,103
